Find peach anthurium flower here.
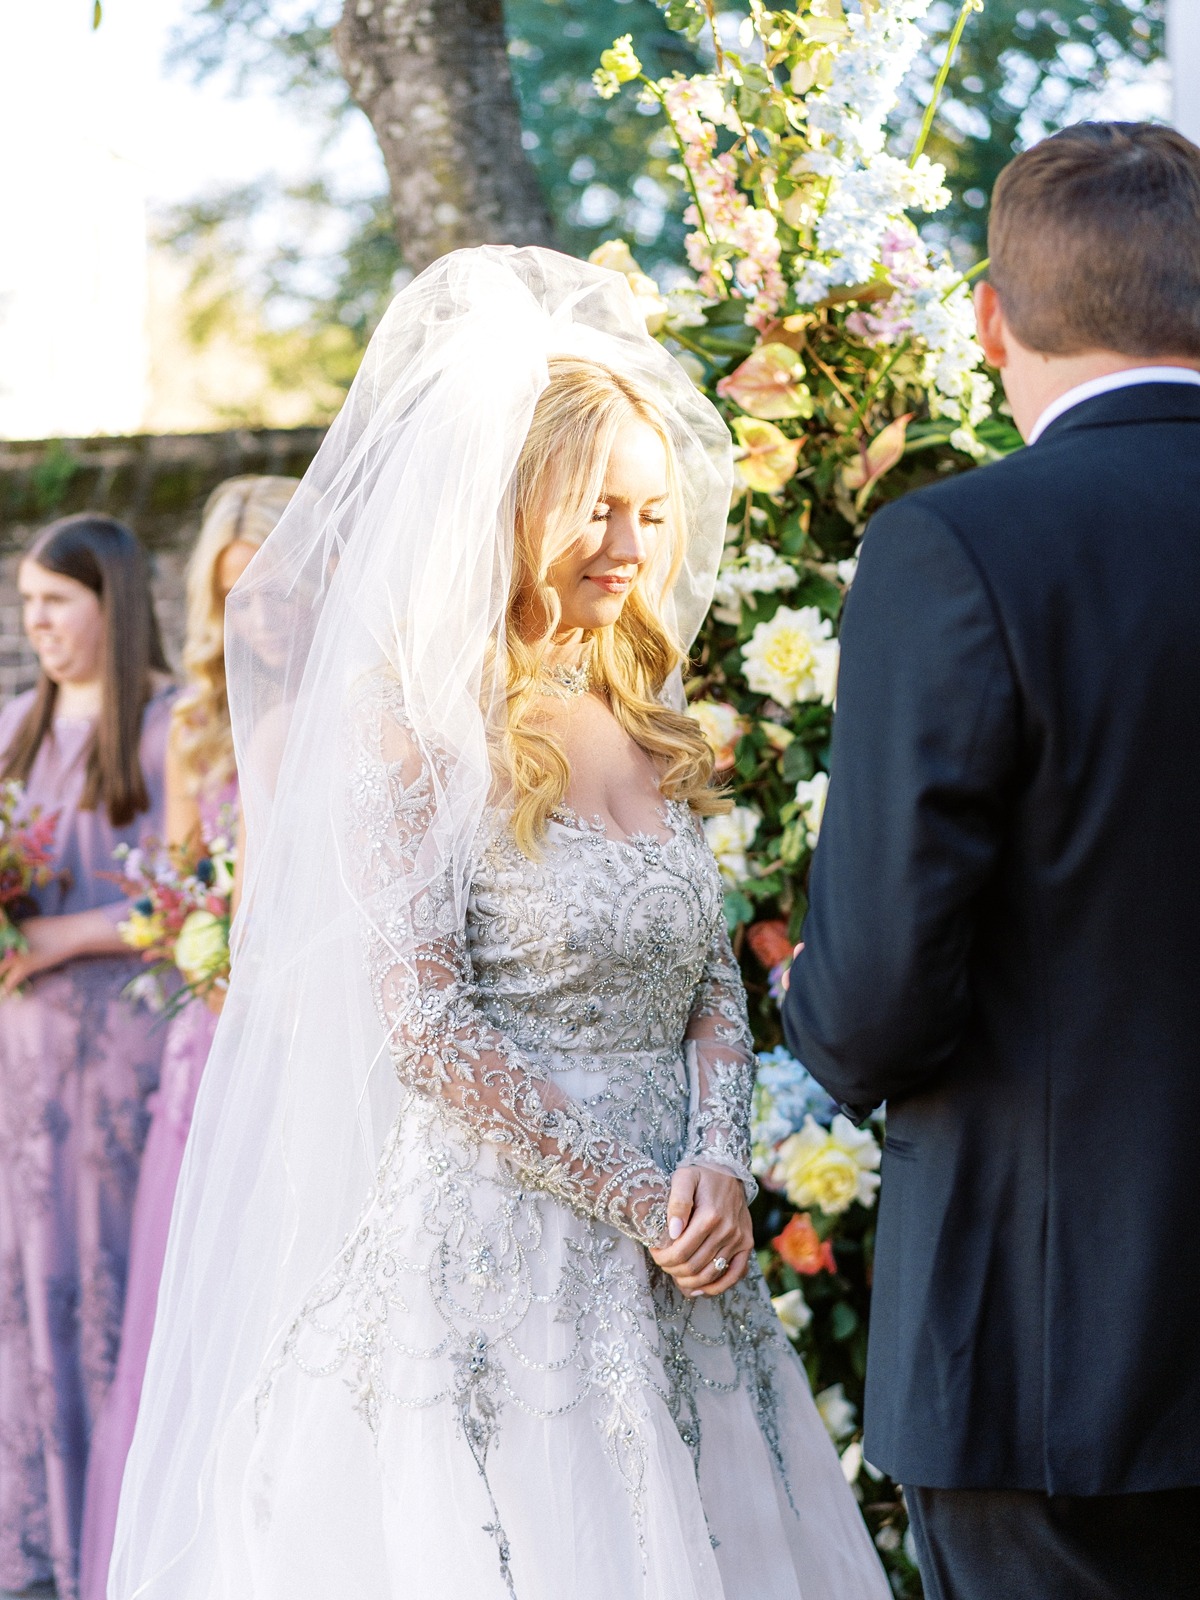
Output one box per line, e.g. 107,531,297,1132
841,412,914,509
731,417,802,495
717,343,815,421
687,698,745,772
772,1211,837,1276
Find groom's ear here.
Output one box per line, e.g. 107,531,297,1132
973,281,1008,371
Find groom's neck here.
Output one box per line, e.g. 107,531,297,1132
1004,346,1200,442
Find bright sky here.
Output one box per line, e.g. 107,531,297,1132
0,2,1184,441
0,0,381,439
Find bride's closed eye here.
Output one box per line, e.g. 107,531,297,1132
589,506,666,525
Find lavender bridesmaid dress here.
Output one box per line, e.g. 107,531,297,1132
0,686,174,1600
78,776,237,1600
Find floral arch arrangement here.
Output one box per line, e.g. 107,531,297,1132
593,2,1012,1583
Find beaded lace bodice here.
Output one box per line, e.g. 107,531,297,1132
346,676,757,1250
253,681,803,1596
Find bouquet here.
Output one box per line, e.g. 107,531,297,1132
0,780,60,960
111,827,236,1013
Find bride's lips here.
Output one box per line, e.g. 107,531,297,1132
587,574,634,594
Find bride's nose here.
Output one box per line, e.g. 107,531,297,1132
603,508,649,567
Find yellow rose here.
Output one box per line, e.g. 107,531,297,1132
174,909,230,987
773,1114,881,1215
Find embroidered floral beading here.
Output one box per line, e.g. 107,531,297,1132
257,676,782,1592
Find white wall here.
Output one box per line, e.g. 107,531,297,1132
1169,0,1200,146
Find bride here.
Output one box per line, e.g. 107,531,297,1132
111,248,888,1600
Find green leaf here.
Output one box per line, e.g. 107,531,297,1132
793,571,843,620
778,501,811,556
705,298,756,327
734,738,759,780
782,741,814,784
723,889,754,931
830,1301,859,1341
779,820,809,868
656,0,707,43
691,323,759,359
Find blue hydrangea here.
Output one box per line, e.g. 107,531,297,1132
751,1046,839,1173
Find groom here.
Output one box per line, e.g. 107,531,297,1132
782,121,1200,1598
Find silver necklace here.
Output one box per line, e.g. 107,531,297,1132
539,656,592,699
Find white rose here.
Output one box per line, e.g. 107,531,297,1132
816,1383,857,1443
794,771,830,848
742,606,839,707
771,1288,812,1340
703,805,761,884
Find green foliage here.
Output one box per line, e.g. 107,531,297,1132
900,0,1166,257
29,441,81,516
506,0,702,272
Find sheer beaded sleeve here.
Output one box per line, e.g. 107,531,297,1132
681,917,758,1200
343,678,671,1249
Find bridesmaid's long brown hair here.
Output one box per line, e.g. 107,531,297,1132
2,514,169,827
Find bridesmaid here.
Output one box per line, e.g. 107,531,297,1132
0,515,175,1600
79,476,297,1600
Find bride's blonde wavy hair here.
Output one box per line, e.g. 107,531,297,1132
173,474,298,794
501,356,729,855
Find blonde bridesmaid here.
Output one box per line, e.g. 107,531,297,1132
79,476,298,1600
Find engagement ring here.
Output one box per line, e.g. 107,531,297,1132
711,1256,728,1276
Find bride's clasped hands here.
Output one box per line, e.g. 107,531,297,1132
653,1164,754,1298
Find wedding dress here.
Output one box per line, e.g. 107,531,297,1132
110,247,888,1600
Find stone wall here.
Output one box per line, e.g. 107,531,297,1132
0,428,324,702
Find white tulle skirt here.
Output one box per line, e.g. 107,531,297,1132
213,1095,889,1600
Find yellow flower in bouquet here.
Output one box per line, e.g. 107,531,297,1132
174,909,230,989
120,904,166,951
773,1114,881,1215
593,34,642,99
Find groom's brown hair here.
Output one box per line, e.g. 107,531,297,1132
988,122,1200,359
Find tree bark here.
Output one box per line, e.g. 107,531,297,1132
334,0,557,273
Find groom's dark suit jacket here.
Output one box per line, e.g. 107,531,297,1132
782,382,1200,1496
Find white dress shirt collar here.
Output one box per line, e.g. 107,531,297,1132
1027,366,1200,445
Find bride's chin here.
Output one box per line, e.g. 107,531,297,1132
566,595,628,631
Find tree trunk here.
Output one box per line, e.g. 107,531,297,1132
334,0,557,273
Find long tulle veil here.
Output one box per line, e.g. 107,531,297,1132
109,246,733,1598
